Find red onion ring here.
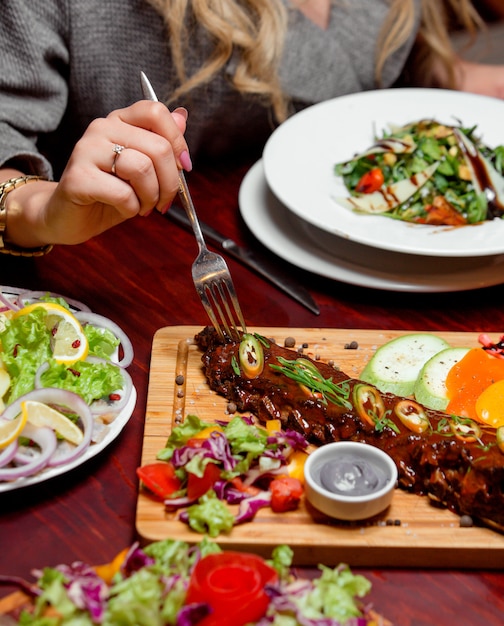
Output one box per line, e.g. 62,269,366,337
86,359,134,416
0,424,57,481
0,437,19,468
34,358,132,417
14,290,91,312
12,445,39,465
74,311,134,368
2,388,94,469
0,291,19,312
34,362,50,390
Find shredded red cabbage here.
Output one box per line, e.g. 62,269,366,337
55,562,109,624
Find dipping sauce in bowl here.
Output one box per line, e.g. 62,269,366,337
304,441,397,520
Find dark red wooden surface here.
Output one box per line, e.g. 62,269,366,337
1,158,504,625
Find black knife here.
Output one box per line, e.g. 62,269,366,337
167,205,320,315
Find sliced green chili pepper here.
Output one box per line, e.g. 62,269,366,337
353,384,386,428
449,418,482,443
394,399,431,434
238,333,264,378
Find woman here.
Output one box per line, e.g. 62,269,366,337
0,0,501,254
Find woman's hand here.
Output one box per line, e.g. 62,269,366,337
4,100,189,248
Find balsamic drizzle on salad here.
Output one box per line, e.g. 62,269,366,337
334,119,504,225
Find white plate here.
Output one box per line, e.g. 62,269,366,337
239,160,504,292
262,88,504,257
0,288,136,493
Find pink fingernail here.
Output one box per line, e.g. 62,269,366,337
174,107,188,121
180,150,192,172
161,202,172,215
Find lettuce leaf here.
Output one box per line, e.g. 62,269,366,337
184,490,235,536
13,540,375,626
0,308,123,405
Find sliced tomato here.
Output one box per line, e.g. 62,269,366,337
187,462,222,500
185,551,278,626
136,462,181,499
230,476,261,496
355,167,384,193
269,476,303,512
185,438,206,448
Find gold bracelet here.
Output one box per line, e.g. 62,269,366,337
0,176,53,257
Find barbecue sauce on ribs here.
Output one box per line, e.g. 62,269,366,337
195,327,504,530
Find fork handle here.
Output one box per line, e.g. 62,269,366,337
177,171,207,253
139,72,208,254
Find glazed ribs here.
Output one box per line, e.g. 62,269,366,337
195,327,504,530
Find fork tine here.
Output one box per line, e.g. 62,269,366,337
222,279,247,338
207,279,246,341
196,286,225,340
208,283,232,338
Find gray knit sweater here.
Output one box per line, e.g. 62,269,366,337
0,0,420,178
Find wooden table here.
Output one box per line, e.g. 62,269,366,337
1,158,504,625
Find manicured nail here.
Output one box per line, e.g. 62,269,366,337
161,201,172,215
180,150,192,172
173,107,188,121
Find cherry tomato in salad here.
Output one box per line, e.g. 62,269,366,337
269,476,303,512
230,476,261,496
355,168,384,193
185,551,278,626
185,438,206,448
136,462,181,499
187,462,222,500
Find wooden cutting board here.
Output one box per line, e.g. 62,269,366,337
136,326,504,568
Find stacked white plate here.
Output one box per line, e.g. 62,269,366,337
238,89,504,292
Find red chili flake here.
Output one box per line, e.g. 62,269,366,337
68,368,81,377
71,339,81,349
109,393,121,401
13,343,20,357
52,327,58,336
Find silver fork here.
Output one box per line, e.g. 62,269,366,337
140,72,247,340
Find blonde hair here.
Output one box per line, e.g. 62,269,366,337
148,0,483,122
381,0,484,89
147,0,289,119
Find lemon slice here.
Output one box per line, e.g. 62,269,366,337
22,400,84,445
14,302,89,364
0,366,11,413
0,411,27,448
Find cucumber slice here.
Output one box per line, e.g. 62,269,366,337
360,333,450,397
414,347,471,411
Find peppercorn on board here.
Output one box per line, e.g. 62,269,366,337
136,326,504,568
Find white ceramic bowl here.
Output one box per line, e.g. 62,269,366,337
304,441,398,521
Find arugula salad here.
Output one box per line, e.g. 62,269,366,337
334,118,504,226
0,538,383,626
0,288,134,484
